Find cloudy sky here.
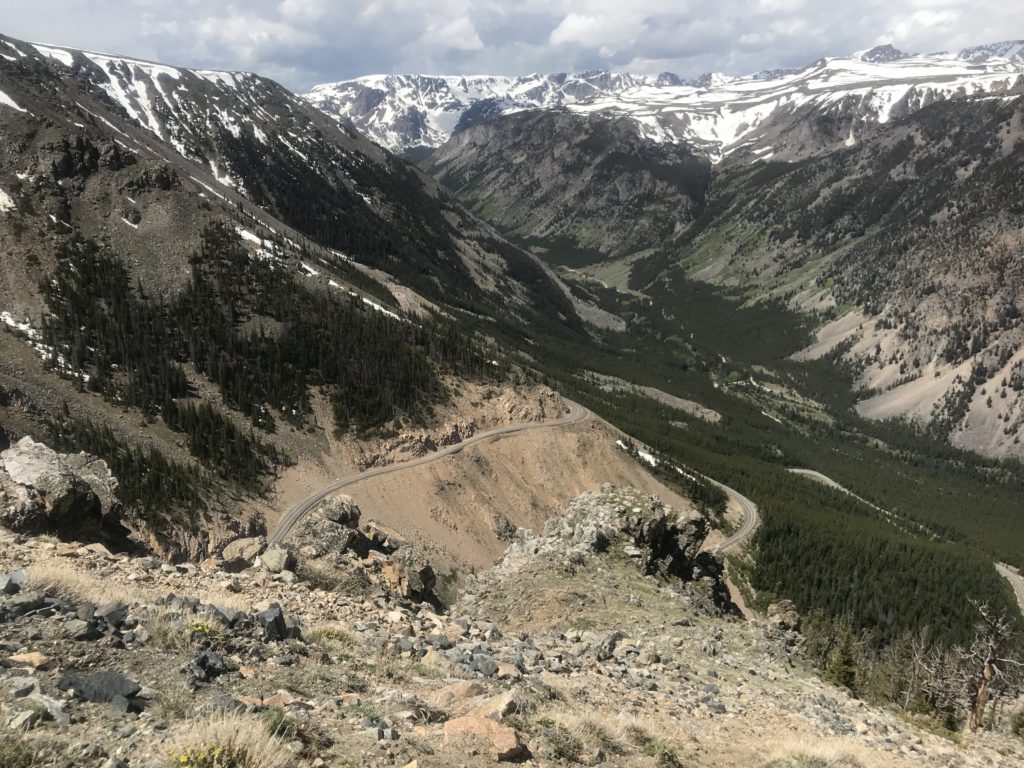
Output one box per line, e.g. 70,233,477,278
2,1,1023,90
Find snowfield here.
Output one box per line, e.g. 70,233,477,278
305,43,1024,160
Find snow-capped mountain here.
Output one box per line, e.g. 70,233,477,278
305,42,1024,159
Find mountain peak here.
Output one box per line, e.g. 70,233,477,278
856,44,909,63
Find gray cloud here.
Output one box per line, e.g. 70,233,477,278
2,0,1023,90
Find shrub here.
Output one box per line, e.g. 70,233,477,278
0,733,36,768
166,714,293,768
643,740,684,768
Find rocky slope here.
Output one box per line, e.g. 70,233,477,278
0,33,578,324
1,487,1021,767
306,43,1024,160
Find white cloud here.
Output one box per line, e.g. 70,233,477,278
422,15,485,51
549,12,642,50
0,0,1021,89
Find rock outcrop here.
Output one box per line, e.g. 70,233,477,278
466,485,732,613
0,436,122,542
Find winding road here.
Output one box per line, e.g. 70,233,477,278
268,399,589,545
995,563,1024,613
709,480,759,554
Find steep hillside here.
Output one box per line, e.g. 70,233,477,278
0,488,1021,766
424,110,711,265
645,95,1024,456
306,43,1024,160
2,34,579,325
0,31,596,555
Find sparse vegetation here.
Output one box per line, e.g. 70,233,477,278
166,715,293,768
0,733,36,768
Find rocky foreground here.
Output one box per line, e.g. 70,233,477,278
0,486,1022,767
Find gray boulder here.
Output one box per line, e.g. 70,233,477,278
0,436,121,538
256,544,295,574
320,493,361,527
221,536,265,571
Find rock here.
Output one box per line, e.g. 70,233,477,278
444,715,525,761
0,569,26,595
95,601,129,627
8,709,40,731
183,649,228,685
66,618,99,640
110,694,144,715
471,654,499,677
0,436,120,538
8,676,39,698
430,680,486,707
4,589,45,615
257,545,296,574
8,651,50,669
256,603,299,641
222,536,265,571
496,662,522,680
766,600,801,632
593,630,626,661
56,670,141,702
471,690,523,720
320,493,361,527
381,548,437,602
27,692,69,724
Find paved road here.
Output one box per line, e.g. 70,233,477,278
268,399,589,545
996,563,1024,613
709,479,759,554
790,467,1024,617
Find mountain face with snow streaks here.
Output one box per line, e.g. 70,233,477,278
305,43,1024,160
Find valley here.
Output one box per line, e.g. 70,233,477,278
0,20,1023,767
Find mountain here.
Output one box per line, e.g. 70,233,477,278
0,32,594,555
10,38,579,325
378,42,1024,459
424,110,712,265
305,43,1024,160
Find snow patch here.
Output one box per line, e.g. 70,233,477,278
0,88,26,112
0,188,15,212
32,44,73,67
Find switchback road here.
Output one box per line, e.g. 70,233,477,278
268,399,588,545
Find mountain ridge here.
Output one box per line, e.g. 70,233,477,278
304,40,1024,158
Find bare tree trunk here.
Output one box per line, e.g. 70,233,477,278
968,661,995,732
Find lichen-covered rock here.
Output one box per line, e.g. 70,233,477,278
320,493,361,528
0,436,121,540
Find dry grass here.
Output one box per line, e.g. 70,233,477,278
553,712,627,756
25,560,136,604
142,605,199,652
164,714,294,768
762,737,876,768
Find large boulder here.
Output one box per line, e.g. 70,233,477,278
0,437,121,540
767,600,802,633
221,536,265,571
320,493,360,527
256,544,295,574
